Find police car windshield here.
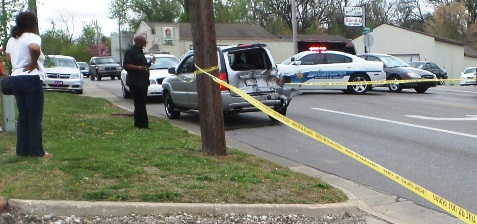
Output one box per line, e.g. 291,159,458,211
380,55,409,68
281,52,309,65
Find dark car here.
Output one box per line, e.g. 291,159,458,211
89,56,121,81
77,62,90,78
358,53,437,93
408,61,447,85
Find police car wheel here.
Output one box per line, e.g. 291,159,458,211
347,74,369,94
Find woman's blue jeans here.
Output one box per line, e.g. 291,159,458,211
11,75,45,157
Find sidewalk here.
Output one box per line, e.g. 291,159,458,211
1,83,463,223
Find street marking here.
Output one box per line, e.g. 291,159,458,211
407,115,477,121
311,108,477,139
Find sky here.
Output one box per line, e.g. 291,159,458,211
37,0,119,38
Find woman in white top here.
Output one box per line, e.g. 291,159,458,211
3,11,50,158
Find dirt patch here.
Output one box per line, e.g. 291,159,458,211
112,112,134,117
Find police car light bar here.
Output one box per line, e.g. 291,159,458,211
309,47,327,52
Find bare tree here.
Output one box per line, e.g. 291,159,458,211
267,0,331,33
426,2,468,41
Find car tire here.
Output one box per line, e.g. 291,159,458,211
388,75,403,93
97,75,102,81
75,90,83,94
122,82,131,98
164,92,180,119
269,105,287,121
347,73,369,94
90,74,95,81
415,87,428,93
111,76,115,80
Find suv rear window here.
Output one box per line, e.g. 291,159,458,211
228,49,270,71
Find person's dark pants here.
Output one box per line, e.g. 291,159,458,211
129,85,149,128
11,75,45,157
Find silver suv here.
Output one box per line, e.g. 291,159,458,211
89,56,121,81
162,43,295,120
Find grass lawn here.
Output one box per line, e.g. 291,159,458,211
0,92,347,204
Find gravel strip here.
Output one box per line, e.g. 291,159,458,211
1,211,370,224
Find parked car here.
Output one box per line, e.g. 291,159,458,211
277,48,386,94
358,53,437,93
162,43,295,120
408,61,447,85
460,67,477,86
77,62,90,78
89,56,121,81
43,55,83,94
121,53,180,98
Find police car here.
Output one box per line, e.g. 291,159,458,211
277,47,386,94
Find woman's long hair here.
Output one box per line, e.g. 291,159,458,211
10,11,38,38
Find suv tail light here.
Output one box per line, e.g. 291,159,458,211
219,72,228,91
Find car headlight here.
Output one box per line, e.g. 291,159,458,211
70,73,81,79
406,72,421,78
150,79,157,85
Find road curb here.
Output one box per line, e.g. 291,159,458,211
7,199,361,218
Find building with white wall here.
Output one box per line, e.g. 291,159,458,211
353,24,477,81
110,31,135,65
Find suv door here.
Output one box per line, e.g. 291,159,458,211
173,55,197,108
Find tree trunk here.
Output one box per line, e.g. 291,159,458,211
188,0,226,155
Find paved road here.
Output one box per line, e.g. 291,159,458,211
85,79,476,222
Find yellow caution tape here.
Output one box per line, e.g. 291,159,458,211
194,64,476,224
194,65,219,75
287,78,476,86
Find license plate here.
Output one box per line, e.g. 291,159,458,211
53,81,63,85
245,79,257,86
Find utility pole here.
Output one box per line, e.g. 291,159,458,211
28,0,38,34
291,0,297,54
188,0,226,155
118,15,122,65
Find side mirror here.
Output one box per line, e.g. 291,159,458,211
168,67,176,74
293,60,302,65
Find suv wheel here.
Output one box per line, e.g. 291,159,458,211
97,75,102,81
164,92,180,119
111,76,115,80
388,76,403,93
347,74,369,94
268,105,287,121
90,74,95,81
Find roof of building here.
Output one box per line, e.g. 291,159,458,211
377,24,465,46
144,22,277,40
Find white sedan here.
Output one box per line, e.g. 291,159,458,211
43,55,83,94
460,67,477,86
277,48,386,94
121,54,180,98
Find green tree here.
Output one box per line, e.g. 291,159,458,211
78,22,100,45
1,0,26,49
213,0,249,23
128,0,182,29
41,23,70,55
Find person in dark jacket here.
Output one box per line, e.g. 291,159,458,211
123,35,155,129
